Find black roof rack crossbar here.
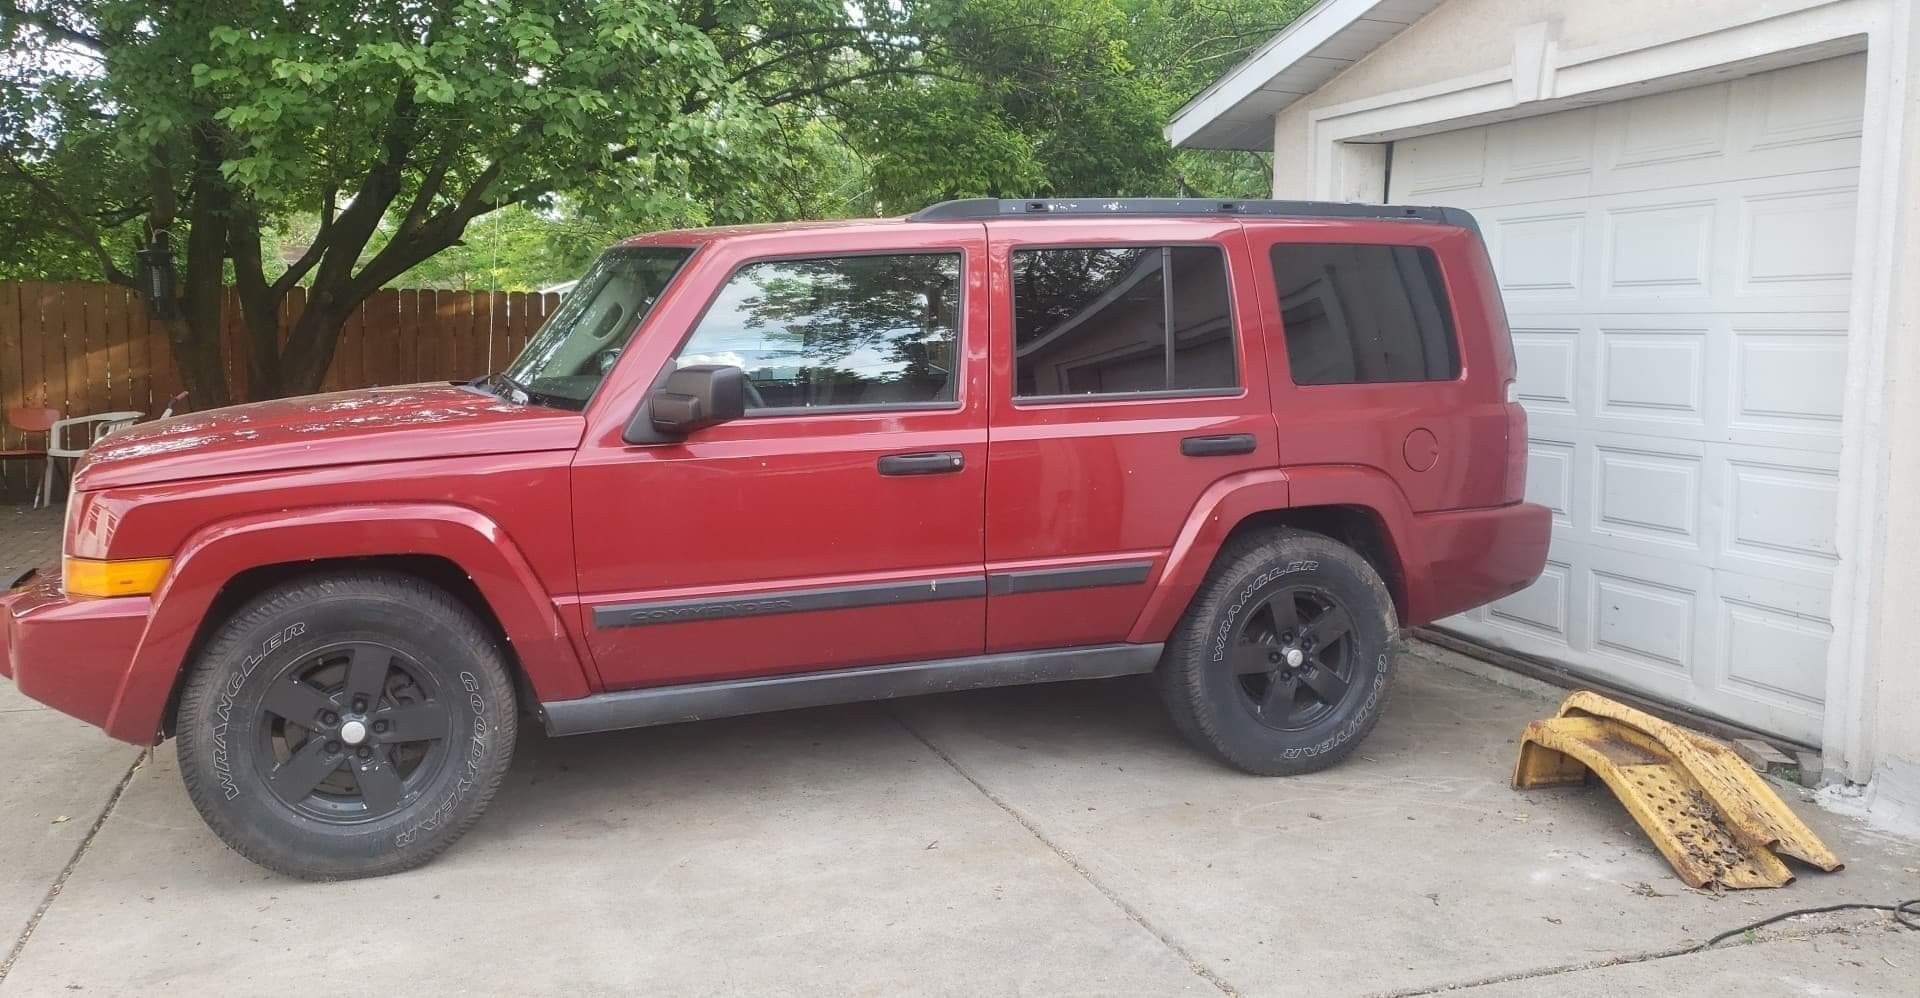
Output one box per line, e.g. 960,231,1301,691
909,197,1479,232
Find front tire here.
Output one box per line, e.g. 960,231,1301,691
1157,528,1397,776
176,571,517,880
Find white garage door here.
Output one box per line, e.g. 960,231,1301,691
1388,55,1865,744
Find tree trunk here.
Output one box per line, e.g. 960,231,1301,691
161,128,238,409
278,299,349,397
165,317,230,411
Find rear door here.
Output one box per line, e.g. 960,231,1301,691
983,218,1277,652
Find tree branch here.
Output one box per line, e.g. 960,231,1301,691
760,67,959,108
0,1,107,54
0,147,133,286
270,183,337,296
399,138,458,236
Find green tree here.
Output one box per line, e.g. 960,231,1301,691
841,0,1302,208
0,1,946,403
2,0,1309,401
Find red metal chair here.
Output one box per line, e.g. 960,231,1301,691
3,407,60,507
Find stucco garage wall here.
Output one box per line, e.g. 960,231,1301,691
1268,0,1844,198
1862,0,1920,833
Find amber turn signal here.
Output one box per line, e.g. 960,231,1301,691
61,557,171,597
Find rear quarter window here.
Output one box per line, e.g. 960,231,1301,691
1268,243,1460,385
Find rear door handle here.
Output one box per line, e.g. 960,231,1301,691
877,451,965,476
1180,433,1257,458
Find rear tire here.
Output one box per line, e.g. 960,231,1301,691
1157,528,1397,776
176,571,517,880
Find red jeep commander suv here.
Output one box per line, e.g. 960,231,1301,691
1,198,1549,879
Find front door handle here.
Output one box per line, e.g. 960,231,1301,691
877,451,965,476
1180,433,1257,457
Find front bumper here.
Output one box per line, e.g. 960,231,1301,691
1,565,154,738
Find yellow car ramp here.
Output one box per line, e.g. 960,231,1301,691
1514,691,1843,890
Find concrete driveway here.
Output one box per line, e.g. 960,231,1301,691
1,644,1916,996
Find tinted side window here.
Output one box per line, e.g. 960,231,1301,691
1268,244,1460,385
1012,246,1237,398
675,253,961,410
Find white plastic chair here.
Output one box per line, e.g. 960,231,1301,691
38,410,143,508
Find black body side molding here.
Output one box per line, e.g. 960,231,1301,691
539,643,1165,736
593,562,1155,630
987,561,1153,595
594,576,987,629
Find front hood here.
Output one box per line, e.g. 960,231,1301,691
74,383,586,491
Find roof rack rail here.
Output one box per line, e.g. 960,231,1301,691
909,197,1479,232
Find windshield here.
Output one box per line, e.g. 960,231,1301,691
500,247,692,407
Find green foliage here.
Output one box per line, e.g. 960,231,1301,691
1,0,1305,395
841,0,1302,208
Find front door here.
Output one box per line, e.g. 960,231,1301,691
571,226,991,689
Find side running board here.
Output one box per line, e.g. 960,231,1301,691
1513,691,1842,890
541,643,1164,737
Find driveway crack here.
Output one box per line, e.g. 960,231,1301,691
1369,917,1884,996
0,748,148,984
892,710,1240,997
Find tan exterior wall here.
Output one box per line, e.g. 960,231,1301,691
1269,0,1839,198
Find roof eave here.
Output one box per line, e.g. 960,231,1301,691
1165,0,1442,151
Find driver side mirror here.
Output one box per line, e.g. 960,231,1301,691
625,364,747,443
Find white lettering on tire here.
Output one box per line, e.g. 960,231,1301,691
1209,561,1317,665
209,622,307,802
394,671,488,849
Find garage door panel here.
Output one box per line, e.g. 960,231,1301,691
1601,200,1717,298
1524,436,1576,530
1404,55,1861,743
1481,541,1589,652
1736,185,1857,299
1728,319,1848,449
1393,125,1490,198
1718,445,1842,580
1579,545,1717,696
1715,572,1832,708
1486,556,1573,642
1489,211,1588,302
1604,81,1735,174
1509,326,1580,414
1595,324,1711,428
1741,57,1866,175
1498,105,1598,186
1590,441,1704,552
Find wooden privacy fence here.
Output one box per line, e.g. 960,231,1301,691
0,280,562,498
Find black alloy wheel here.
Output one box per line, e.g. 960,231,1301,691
254,641,453,823
1227,585,1360,731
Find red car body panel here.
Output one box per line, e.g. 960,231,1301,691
982,218,1280,652
0,209,1551,746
